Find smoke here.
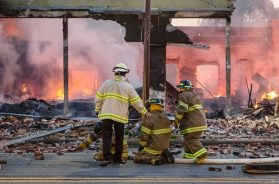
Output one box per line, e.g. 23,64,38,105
232,0,277,26
68,19,142,88
167,0,279,102
0,18,143,102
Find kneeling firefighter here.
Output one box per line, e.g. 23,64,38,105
77,121,128,161
134,98,174,165
174,80,208,164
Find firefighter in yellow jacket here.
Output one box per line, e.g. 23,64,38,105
77,121,128,161
174,80,208,164
95,63,151,166
134,98,174,165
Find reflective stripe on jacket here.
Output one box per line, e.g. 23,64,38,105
95,76,147,123
140,111,171,155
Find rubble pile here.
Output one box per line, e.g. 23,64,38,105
205,116,279,139
0,116,97,154
1,109,279,158
206,144,279,159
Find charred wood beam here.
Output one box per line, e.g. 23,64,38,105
0,0,235,18
0,112,47,118
142,0,151,103
149,45,166,101
63,17,69,116
225,17,232,111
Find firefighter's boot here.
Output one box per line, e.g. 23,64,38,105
162,149,174,164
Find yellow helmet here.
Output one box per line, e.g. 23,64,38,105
146,98,164,107
113,63,130,73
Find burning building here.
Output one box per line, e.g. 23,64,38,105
166,0,279,107
0,19,143,102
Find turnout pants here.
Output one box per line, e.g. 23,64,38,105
102,119,125,162
183,131,207,159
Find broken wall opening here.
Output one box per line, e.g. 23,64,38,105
168,18,227,97
197,64,219,98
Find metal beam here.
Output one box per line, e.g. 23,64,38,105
225,17,232,111
2,125,72,147
63,17,69,115
0,0,235,18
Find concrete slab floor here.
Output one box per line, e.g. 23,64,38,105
0,152,278,184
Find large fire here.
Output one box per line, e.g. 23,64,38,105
261,91,278,100
47,71,99,101
0,19,103,102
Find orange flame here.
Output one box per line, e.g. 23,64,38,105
254,101,260,109
213,94,222,98
56,89,64,100
261,91,278,100
21,83,28,93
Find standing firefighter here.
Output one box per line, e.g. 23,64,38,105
174,80,208,164
134,98,174,165
95,63,150,166
77,121,129,162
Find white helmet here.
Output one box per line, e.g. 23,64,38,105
113,63,130,73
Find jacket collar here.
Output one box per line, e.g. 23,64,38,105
114,75,125,82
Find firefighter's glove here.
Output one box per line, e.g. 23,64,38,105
145,112,152,118
138,145,144,152
174,119,180,128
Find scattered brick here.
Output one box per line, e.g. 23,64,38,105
207,149,217,156
226,165,236,170
208,167,222,172
0,160,7,164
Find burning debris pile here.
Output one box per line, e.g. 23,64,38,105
0,96,142,119
0,98,95,117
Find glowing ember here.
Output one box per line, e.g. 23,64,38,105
213,94,222,98
21,83,28,93
82,89,92,96
56,89,64,100
254,101,260,109
261,91,278,100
